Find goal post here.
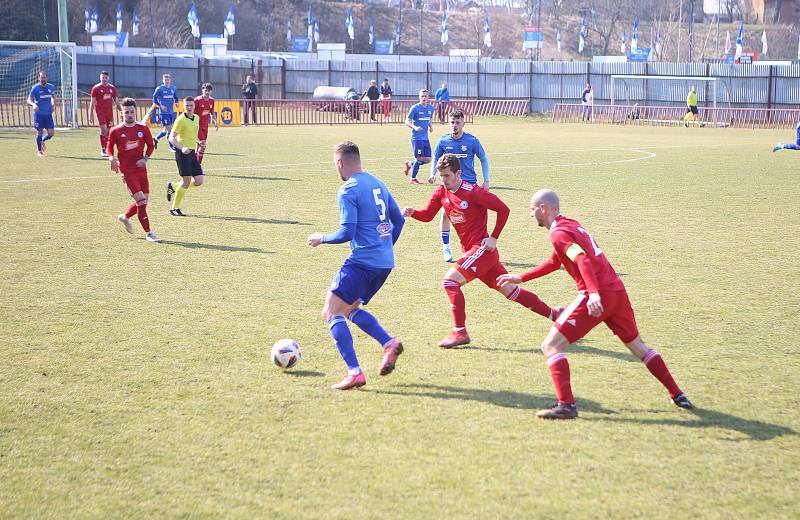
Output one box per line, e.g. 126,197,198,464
0,40,78,128
610,75,719,110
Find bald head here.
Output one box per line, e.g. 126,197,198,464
532,189,560,210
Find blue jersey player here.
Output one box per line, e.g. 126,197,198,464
308,141,405,390
27,72,57,157
143,73,179,149
773,122,800,152
404,89,435,184
429,109,490,262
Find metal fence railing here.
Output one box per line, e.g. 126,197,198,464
0,98,531,127
552,103,800,129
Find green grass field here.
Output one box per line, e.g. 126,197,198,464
1,119,799,518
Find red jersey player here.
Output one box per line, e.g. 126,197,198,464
193,82,218,164
107,98,160,243
403,154,557,348
89,71,120,158
497,188,693,419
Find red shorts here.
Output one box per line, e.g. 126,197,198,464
198,126,209,141
120,168,149,196
455,245,508,289
554,289,640,344
96,109,114,126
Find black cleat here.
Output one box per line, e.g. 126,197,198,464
166,182,175,202
169,208,186,217
671,393,694,410
536,403,578,420
153,138,158,150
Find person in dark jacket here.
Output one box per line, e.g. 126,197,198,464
241,74,258,125
363,80,380,121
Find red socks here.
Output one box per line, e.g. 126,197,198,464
100,134,107,151
641,350,682,398
442,279,466,329
547,353,575,404
124,202,137,218
506,286,553,319
135,198,150,232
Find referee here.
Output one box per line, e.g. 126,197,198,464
166,97,204,216
682,85,704,128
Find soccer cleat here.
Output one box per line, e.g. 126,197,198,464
101,150,108,158
773,143,783,153
550,306,565,321
153,138,159,150
331,372,366,390
117,214,134,234
409,178,422,185
683,121,689,128
36,150,45,158
166,182,175,202
671,393,694,410
378,339,404,376
536,403,578,420
145,231,162,243
169,208,186,217
404,160,411,175
41,141,47,153
439,330,471,349
442,244,453,263
427,175,436,184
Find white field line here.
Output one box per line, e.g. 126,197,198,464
0,142,732,185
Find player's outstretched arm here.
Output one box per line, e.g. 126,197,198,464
514,251,562,284
404,191,443,222
307,223,356,247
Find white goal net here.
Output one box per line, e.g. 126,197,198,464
0,41,78,128
610,75,728,110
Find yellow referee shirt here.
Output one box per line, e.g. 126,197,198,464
172,112,199,150
687,90,698,107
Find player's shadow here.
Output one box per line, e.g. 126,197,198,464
284,370,325,377
594,407,796,442
0,135,29,140
160,240,273,254
215,174,301,182
52,155,107,161
204,152,241,156
492,186,525,192
187,214,311,226
460,344,535,353
571,340,638,363
370,383,615,414
502,261,538,270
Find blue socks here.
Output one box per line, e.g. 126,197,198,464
155,130,167,141
36,134,42,151
784,143,800,150
41,133,52,142
441,230,450,246
328,315,359,370
411,160,421,178
348,308,392,346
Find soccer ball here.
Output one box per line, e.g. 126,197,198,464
272,339,301,369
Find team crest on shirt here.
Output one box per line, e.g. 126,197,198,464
376,222,392,236
461,145,467,151
449,210,465,223
137,132,143,138
121,133,126,138
460,201,469,209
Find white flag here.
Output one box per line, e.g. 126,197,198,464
116,3,122,34
314,21,320,44
735,23,743,60
224,5,236,37
89,4,99,34
620,30,626,54
725,31,731,54
797,33,800,60
441,13,448,46
578,15,585,53
287,17,292,42
761,30,768,55
187,3,200,38
132,8,139,36
369,24,374,45
483,15,491,48
556,29,561,52
631,17,638,53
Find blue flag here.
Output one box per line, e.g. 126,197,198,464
631,16,639,52
89,3,99,34
556,28,561,52
307,6,313,40
735,22,744,60
132,8,139,36
287,17,292,42
395,20,401,45
345,9,354,40
224,4,235,37
116,3,122,33
84,1,91,33
314,21,320,44
483,14,491,48
578,15,586,52
187,3,200,38
369,23,374,45
621,30,626,54
441,12,448,46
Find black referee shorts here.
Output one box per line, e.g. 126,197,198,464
687,105,699,115
174,149,204,177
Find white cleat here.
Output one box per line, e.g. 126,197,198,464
117,214,134,234
443,244,453,263
145,231,162,243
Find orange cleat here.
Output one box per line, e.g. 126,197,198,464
438,330,471,349
330,372,366,390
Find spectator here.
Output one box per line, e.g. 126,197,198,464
434,81,450,124
241,74,258,126
581,83,593,122
363,80,380,122
380,78,393,122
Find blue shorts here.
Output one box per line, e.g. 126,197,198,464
329,260,392,306
412,139,432,158
159,113,176,126
34,113,54,130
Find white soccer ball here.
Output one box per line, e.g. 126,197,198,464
272,339,301,369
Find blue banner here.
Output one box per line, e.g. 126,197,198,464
292,36,312,52
629,47,651,62
374,39,392,54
